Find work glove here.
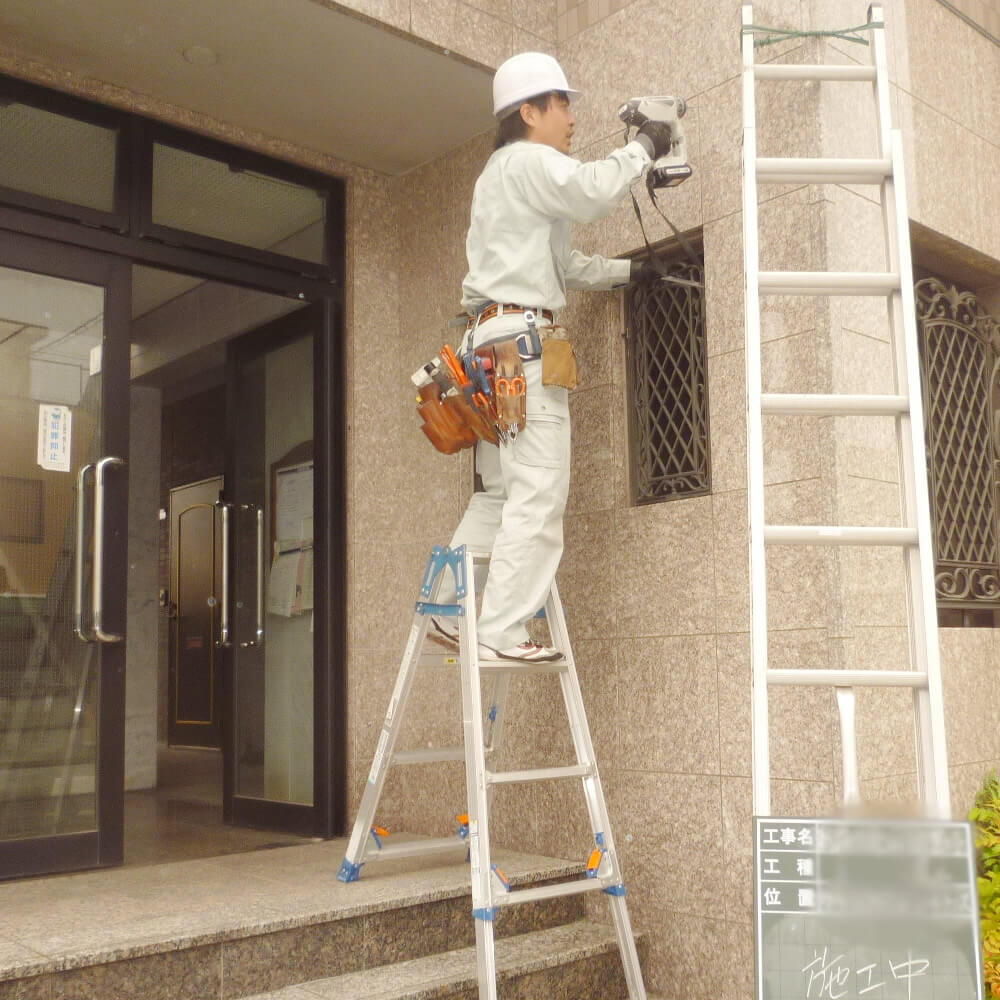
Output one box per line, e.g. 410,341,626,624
630,259,663,283
635,121,673,161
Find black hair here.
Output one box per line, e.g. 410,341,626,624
493,91,560,150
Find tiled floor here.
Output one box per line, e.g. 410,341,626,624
123,747,310,868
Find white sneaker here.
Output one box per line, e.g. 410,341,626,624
478,640,563,663
427,616,460,650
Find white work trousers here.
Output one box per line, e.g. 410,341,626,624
441,312,571,649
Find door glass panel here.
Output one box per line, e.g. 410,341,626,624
0,102,117,212
0,266,104,839
234,333,314,804
151,143,326,264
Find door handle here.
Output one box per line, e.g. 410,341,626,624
93,456,125,643
216,501,232,648
239,505,265,648
74,463,95,642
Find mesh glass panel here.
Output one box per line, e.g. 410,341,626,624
152,144,326,264
625,258,710,505
0,103,117,212
916,277,1000,609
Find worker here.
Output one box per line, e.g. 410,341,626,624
431,52,673,663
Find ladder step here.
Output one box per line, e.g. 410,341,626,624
486,764,593,785
768,668,929,689
492,875,617,908
479,659,569,675
758,271,900,296
760,392,908,416
393,747,465,765
754,63,877,81
764,525,918,546
757,156,892,185
364,836,467,864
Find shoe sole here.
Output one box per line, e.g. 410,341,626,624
427,620,460,650
478,646,563,664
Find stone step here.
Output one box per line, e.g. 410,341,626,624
241,919,647,999
0,760,96,802
0,840,603,1000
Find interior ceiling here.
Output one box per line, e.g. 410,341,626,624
0,0,496,175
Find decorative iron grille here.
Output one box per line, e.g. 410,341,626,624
625,257,710,504
916,276,1000,610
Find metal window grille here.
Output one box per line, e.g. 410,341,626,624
915,276,1000,612
625,257,710,505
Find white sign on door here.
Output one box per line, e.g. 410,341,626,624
37,404,72,472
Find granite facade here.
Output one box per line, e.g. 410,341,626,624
0,0,997,997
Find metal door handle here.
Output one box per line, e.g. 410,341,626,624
216,501,232,648
93,456,125,643
239,505,265,648
74,463,95,642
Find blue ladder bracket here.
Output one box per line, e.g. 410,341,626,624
419,545,468,600
370,827,386,850
337,859,363,883
415,601,464,617
533,606,547,619
604,883,627,897
491,863,511,891
595,832,606,847
473,906,498,922
487,704,498,722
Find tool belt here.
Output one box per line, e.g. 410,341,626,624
412,317,578,454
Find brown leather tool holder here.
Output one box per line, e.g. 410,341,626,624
541,326,579,390
416,382,477,454
492,339,527,434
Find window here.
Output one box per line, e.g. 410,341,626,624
624,252,710,505
916,276,1000,625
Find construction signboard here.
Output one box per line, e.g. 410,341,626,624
754,817,983,999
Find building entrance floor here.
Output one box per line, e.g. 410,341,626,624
124,746,310,868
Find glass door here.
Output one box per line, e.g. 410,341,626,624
223,306,319,835
0,233,129,878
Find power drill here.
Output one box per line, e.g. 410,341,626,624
617,96,693,189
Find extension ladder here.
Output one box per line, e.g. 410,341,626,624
338,545,646,999
741,4,951,816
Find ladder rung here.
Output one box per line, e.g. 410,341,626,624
760,393,908,416
757,156,891,185
758,271,900,295
365,836,467,863
768,668,929,689
393,747,465,765
479,659,568,675
486,764,593,785
492,875,615,908
764,525,918,546
754,63,877,81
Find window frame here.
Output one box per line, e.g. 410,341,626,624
623,244,711,506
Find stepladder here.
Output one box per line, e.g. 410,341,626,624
338,545,646,1000
741,4,951,817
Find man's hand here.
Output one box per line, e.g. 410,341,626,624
630,259,662,283
635,121,673,160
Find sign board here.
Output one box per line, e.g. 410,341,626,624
37,403,72,472
755,817,983,999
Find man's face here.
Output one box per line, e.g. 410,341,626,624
523,93,575,154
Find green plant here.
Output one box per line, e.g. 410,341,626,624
970,769,1000,997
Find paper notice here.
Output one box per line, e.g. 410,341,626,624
37,404,72,472
266,551,300,617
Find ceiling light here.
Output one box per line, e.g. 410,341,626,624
183,45,218,67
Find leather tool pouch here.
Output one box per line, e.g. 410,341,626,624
541,327,579,390
416,382,477,454
493,339,527,434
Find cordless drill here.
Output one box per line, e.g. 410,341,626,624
618,96,693,189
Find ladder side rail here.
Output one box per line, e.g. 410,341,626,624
342,613,432,873
868,4,893,164
883,132,952,815
456,549,500,1000
544,580,647,1000
742,2,772,819
835,687,861,804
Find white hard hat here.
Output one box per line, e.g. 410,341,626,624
492,52,580,118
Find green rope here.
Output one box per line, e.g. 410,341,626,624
742,22,883,48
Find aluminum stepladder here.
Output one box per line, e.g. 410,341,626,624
741,3,951,817
338,545,646,999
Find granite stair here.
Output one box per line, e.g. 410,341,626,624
0,837,649,999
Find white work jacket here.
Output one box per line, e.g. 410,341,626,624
461,139,651,314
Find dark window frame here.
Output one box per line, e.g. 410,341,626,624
624,243,711,506
0,74,342,283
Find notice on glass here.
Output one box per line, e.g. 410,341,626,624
266,551,300,617
275,463,313,546
37,404,72,472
